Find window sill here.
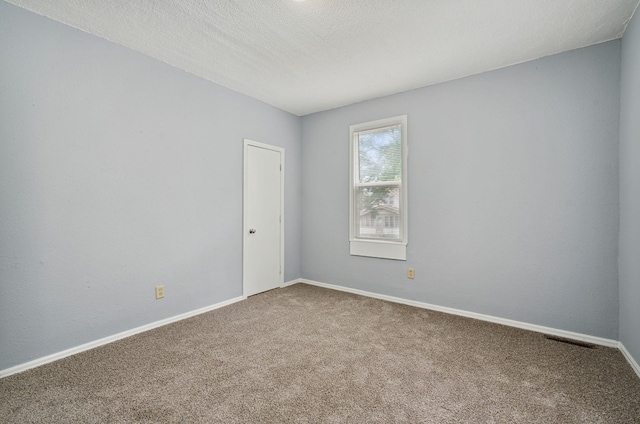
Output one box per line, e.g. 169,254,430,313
350,240,407,260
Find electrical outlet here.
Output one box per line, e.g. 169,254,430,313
155,285,165,299
407,268,415,279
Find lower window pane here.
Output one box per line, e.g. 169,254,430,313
356,186,400,240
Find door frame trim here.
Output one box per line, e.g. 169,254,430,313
242,139,285,297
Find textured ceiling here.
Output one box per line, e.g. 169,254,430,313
6,0,640,116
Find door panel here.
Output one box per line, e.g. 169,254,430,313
243,141,283,297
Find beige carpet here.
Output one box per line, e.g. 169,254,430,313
1,283,639,423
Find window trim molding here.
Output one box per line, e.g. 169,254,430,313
349,115,408,260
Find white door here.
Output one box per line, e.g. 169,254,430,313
243,140,284,297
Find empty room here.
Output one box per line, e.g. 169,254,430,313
1,0,640,422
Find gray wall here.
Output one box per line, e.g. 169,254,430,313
620,8,640,366
0,2,301,370
301,41,621,339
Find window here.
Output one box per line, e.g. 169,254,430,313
349,115,407,260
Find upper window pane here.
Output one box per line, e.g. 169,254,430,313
357,125,402,183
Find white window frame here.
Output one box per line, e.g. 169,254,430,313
349,115,408,260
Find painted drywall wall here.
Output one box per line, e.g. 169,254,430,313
620,8,640,367
301,41,620,339
0,2,301,371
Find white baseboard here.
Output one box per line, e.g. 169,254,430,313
298,278,619,348
281,279,300,288
619,342,640,378
0,295,245,379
